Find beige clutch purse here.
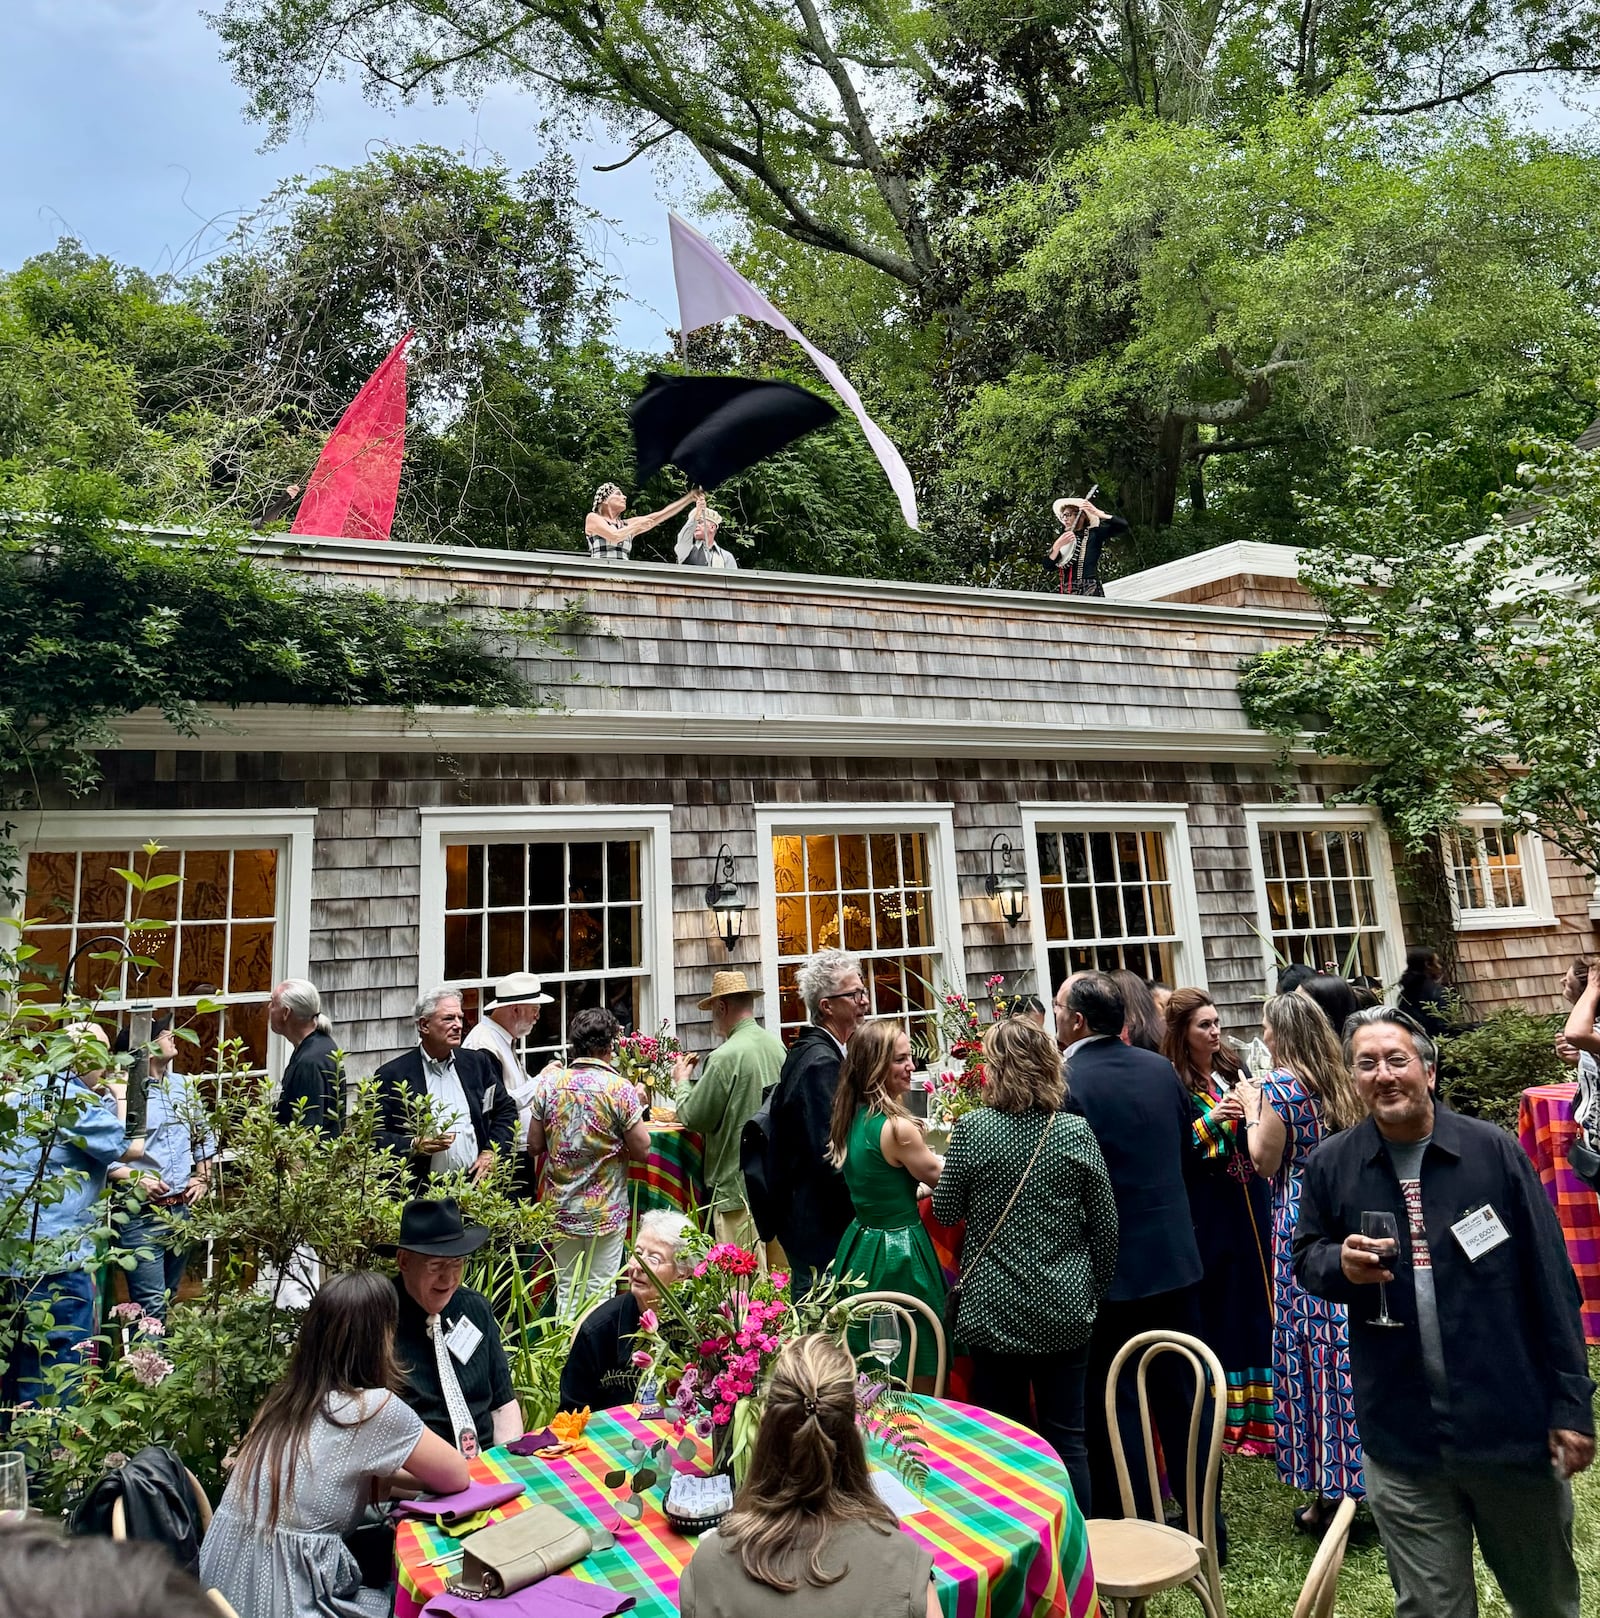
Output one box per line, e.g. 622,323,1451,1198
449,1505,592,1598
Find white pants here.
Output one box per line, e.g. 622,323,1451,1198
551,1230,626,1318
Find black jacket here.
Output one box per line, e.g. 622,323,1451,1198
1294,1106,1595,1468
559,1292,642,1412
769,1024,855,1268
275,1027,343,1133
70,1445,204,1573
1063,1037,1202,1301
375,1045,518,1184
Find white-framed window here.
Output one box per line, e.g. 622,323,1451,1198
756,805,966,1050
1020,805,1207,998
1443,809,1555,929
1244,806,1404,984
418,807,674,1065
13,810,315,1088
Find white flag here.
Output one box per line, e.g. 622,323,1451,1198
668,212,919,530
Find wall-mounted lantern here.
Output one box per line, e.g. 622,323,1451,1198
984,833,1028,928
704,843,747,953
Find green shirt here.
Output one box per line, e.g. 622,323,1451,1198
677,1018,786,1212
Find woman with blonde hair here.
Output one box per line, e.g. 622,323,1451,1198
826,1021,946,1384
1162,987,1274,1455
1243,992,1366,1532
678,1334,937,1616
931,1017,1117,1511
584,481,701,562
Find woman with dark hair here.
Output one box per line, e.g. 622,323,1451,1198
678,1334,938,1617
1163,988,1274,1455
826,1021,946,1385
932,1018,1117,1511
1396,947,1453,1038
528,1006,651,1313
199,1271,469,1617
1243,994,1366,1533
1109,969,1163,1052
1296,974,1360,1039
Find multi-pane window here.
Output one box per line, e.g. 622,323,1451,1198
772,831,940,1047
1446,822,1527,915
1036,828,1179,993
21,846,279,1080
1257,824,1385,977
443,839,646,1063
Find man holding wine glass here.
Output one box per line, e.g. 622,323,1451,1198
1294,1006,1594,1618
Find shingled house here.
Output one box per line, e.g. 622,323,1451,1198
16,532,1597,1089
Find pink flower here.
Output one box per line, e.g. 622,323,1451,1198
631,1350,654,1369
124,1346,174,1387
769,1271,790,1291
639,1309,658,1332
136,1316,164,1337
110,1302,143,1323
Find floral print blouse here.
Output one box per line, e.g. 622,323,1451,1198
529,1058,644,1236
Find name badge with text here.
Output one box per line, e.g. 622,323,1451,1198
445,1315,484,1363
1451,1205,1511,1262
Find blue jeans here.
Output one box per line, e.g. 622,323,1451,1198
1,1269,98,1412
120,1209,192,1323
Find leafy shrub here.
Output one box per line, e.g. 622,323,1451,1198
1438,1008,1569,1132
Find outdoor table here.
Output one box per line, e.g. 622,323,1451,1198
627,1123,705,1223
394,1399,1097,1618
1517,1082,1600,1345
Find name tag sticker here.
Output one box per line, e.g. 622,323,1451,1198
1451,1205,1511,1261
445,1316,483,1363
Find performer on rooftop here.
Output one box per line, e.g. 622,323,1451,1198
585,482,701,563
1050,492,1128,596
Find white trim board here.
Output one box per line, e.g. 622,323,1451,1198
1104,540,1305,602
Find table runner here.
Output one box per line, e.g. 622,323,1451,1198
1518,1083,1600,1345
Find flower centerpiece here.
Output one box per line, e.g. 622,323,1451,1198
930,973,1018,1127
614,1021,685,1115
628,1239,927,1492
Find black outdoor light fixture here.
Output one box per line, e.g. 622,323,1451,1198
985,833,1029,928
704,843,747,952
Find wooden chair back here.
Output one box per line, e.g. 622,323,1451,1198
207,1591,241,1618
1104,1329,1227,1616
1292,1497,1358,1618
109,1465,213,1543
850,1290,949,1397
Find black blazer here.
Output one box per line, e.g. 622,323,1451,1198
375,1045,519,1182
275,1028,343,1134
1064,1037,1203,1301
769,1024,856,1269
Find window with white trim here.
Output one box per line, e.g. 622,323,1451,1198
772,831,942,1046
1443,812,1554,927
442,838,647,1063
1035,827,1180,992
1255,822,1386,976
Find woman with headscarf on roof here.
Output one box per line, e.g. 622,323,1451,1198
584,482,702,563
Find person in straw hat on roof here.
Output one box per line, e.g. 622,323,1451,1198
672,970,786,1249
463,971,556,1200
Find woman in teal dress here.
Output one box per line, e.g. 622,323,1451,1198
826,1021,947,1387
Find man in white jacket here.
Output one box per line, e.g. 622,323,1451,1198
463,971,554,1199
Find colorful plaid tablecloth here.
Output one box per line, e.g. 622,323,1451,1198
627,1125,705,1224
1518,1083,1600,1345
395,1400,1096,1618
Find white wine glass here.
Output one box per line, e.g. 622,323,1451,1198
0,1452,26,1521
867,1309,904,1374
1361,1210,1404,1328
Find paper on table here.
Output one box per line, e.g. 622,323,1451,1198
871,1468,928,1517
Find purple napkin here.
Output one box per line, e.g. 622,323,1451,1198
421,1576,636,1618
392,1479,527,1525
505,1428,559,1457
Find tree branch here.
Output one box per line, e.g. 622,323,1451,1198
1363,59,1600,115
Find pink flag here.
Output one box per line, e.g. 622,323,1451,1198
668,214,919,529
291,332,413,540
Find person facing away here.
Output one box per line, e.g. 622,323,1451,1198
1294,1007,1595,1618
559,1209,694,1412
462,971,557,1201
1054,972,1203,1520
526,1006,651,1314
375,989,519,1189
385,1198,524,1457
1395,946,1454,1040
933,1015,1117,1514
768,949,866,1298
677,1333,939,1618
270,978,343,1134
0,1523,220,1618
1242,992,1366,1534
199,1269,470,1618
1108,968,1164,1052
673,971,785,1248
826,1020,947,1387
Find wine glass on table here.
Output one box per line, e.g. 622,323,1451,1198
1361,1210,1404,1328
867,1310,904,1380
0,1452,27,1521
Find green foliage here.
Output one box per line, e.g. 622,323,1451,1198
1238,432,1600,875
1438,1009,1570,1133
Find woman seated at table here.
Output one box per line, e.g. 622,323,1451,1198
559,1209,693,1412
825,1021,946,1388
678,1334,938,1618
199,1270,469,1618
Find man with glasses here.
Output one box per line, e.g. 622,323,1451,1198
1294,1007,1593,1618
386,1198,523,1456
768,950,867,1297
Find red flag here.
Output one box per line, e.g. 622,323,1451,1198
291,332,412,540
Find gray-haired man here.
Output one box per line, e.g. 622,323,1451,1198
269,978,342,1133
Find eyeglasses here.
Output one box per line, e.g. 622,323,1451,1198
419,1257,466,1277
822,988,870,1004
1354,1054,1420,1075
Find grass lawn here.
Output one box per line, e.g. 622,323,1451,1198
1144,1349,1600,1616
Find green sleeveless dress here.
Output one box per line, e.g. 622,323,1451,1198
832,1109,947,1379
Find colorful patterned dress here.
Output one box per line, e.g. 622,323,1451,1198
1261,1071,1365,1498
1185,1073,1275,1453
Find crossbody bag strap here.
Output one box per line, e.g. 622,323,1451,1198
957,1111,1056,1285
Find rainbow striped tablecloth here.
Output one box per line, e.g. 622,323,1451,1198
1518,1083,1600,1345
627,1125,705,1224
395,1400,1096,1618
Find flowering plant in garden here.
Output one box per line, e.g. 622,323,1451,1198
613,1022,684,1107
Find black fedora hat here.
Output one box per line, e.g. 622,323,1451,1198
380,1197,489,1258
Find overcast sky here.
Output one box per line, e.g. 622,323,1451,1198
0,0,694,350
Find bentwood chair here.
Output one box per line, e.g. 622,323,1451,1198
1292,1496,1358,1618
207,1592,242,1618
1086,1329,1228,1618
109,1464,214,1543
849,1290,949,1397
